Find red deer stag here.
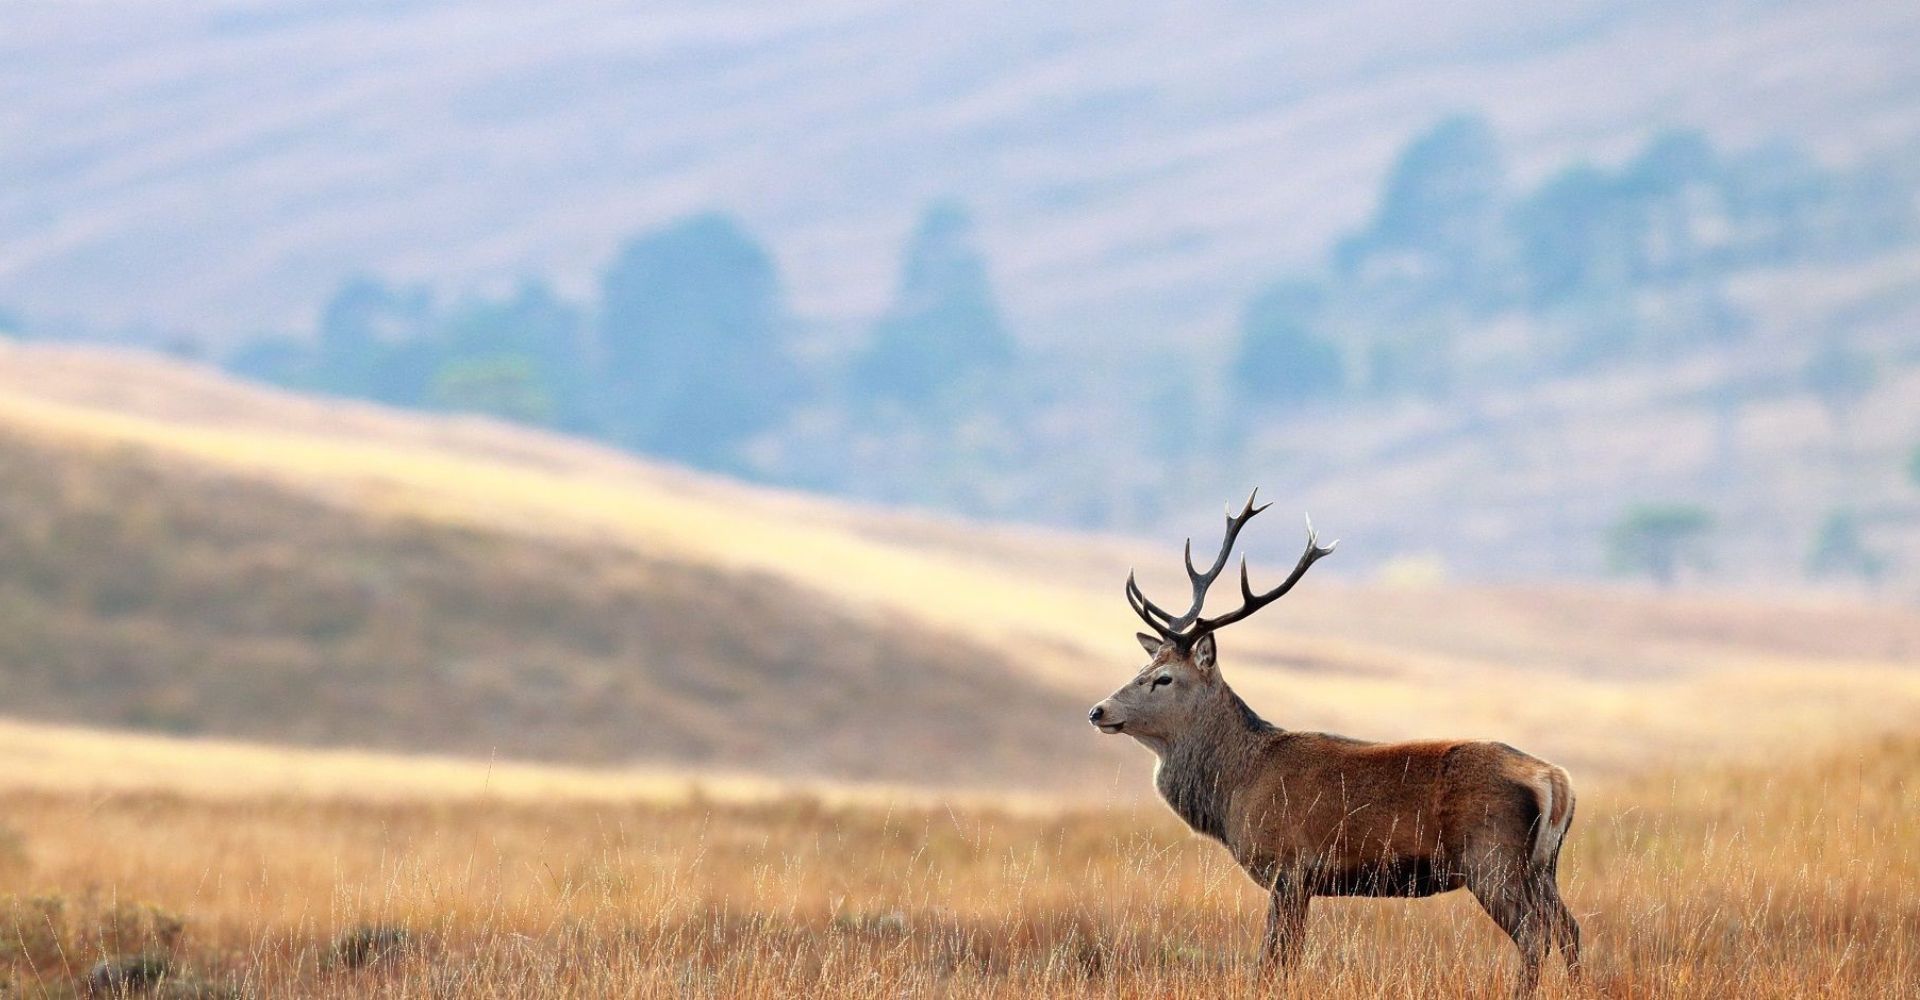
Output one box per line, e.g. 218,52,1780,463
1088,492,1579,996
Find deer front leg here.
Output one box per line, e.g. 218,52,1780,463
1261,885,1310,972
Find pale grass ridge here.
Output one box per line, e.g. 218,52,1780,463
0,719,1060,814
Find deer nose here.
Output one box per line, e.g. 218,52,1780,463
1088,705,1105,724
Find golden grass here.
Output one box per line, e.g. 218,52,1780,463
2,733,1915,998
0,719,1061,814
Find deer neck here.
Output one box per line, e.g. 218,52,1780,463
1153,685,1276,842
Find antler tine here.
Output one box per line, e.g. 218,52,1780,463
1123,492,1332,653
1125,571,1177,639
1184,490,1268,576
1130,490,1274,640
1191,512,1337,637
1126,572,1177,625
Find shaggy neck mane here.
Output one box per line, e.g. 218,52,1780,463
1156,684,1277,842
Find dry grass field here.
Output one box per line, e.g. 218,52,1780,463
0,343,1917,997
0,729,1915,998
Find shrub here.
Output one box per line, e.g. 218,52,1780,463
85,953,171,996
330,924,409,970
0,895,65,966
1607,503,1714,586
0,824,26,881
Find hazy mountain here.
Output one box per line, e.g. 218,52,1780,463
5,0,1919,351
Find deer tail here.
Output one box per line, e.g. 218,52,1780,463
1531,764,1575,866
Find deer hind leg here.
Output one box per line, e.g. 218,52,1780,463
1538,873,1581,983
1466,860,1549,998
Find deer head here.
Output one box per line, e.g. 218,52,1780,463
1088,490,1335,748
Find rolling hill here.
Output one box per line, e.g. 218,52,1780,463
0,339,1918,790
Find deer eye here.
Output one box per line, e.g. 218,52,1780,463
1152,675,1173,688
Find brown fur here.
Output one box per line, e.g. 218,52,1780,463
1093,634,1580,997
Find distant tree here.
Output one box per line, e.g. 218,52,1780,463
1619,130,1721,279
443,281,577,358
1515,131,1753,367
1349,115,1506,256
313,277,439,405
438,281,589,431
1802,340,1876,429
1720,141,1835,264
429,357,554,425
1830,160,1920,253
318,277,426,357
1806,509,1885,584
1607,503,1714,587
225,335,314,387
1512,165,1624,308
1234,279,1344,405
853,202,1015,410
159,335,206,361
596,213,798,471
1625,131,1718,194
1336,115,1511,309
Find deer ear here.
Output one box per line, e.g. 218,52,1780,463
1136,632,1165,655
1191,633,1218,673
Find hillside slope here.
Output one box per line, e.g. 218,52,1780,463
0,341,1917,786
0,420,1097,784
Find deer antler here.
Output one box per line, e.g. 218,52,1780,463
1127,490,1335,652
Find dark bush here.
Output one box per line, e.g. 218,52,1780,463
330,924,409,969
85,953,170,996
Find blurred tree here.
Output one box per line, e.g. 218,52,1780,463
225,335,315,388
1721,142,1835,265
1234,279,1344,405
1514,131,1754,367
1802,340,1876,429
853,202,1015,410
1619,130,1721,280
429,357,554,425
596,213,798,471
1805,509,1885,584
313,277,439,405
1829,160,1920,254
437,281,590,431
1336,115,1511,310
1607,503,1714,587
1513,165,1627,309
1625,131,1718,190
1321,117,1513,398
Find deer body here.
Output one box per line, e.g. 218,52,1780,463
1092,493,1580,996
